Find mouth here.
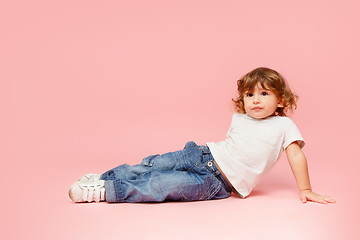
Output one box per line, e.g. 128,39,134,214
251,107,263,111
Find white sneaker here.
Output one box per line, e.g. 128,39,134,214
78,173,101,182
69,180,106,203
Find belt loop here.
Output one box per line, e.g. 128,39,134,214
201,145,210,155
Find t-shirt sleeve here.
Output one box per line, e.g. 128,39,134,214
282,119,305,150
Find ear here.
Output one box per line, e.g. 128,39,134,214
277,99,284,108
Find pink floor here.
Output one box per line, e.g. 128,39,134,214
4,138,358,240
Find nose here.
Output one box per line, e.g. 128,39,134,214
253,95,260,104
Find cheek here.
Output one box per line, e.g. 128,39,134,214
243,100,250,109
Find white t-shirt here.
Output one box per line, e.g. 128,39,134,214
206,113,305,198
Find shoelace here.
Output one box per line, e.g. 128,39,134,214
79,181,106,202
79,173,100,182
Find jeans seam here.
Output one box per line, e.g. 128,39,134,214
179,190,189,201
201,177,222,200
113,180,125,203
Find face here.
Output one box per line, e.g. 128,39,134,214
243,83,283,119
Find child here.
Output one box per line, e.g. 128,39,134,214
69,67,335,204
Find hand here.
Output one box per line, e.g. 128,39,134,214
299,190,336,204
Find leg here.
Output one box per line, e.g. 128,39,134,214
102,141,230,203
100,141,203,181
69,141,232,203
104,163,224,203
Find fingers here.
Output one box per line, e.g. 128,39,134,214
307,195,336,204
315,198,328,204
314,195,336,204
299,190,336,204
324,196,336,203
311,195,329,204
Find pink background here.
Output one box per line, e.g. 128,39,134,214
2,0,359,239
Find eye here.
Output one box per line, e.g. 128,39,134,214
246,93,253,97
261,92,268,96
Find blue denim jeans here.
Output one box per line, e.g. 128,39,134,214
100,141,232,203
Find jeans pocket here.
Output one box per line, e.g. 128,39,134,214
179,174,222,201
141,153,178,171
141,154,160,167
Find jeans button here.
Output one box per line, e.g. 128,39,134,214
207,161,215,171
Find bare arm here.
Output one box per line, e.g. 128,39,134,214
285,142,336,204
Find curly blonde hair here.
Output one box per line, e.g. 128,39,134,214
232,67,298,116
